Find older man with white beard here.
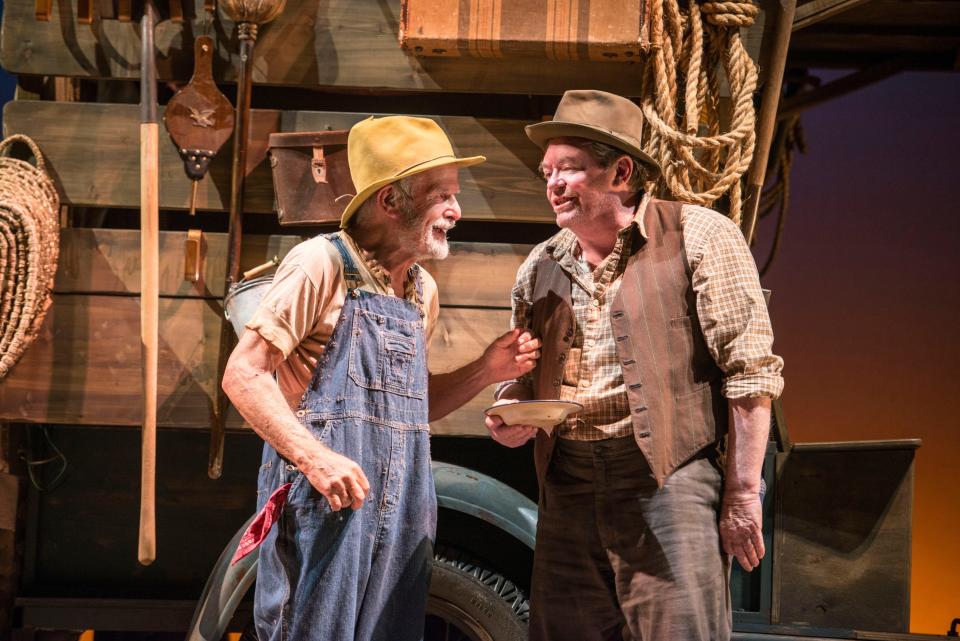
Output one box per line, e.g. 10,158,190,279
222,115,541,641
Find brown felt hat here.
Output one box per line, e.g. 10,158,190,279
525,89,661,176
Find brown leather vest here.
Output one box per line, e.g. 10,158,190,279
529,199,727,489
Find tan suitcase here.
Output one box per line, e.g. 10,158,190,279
399,0,654,62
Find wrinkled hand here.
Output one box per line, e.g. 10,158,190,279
720,491,764,571
483,328,541,383
484,399,537,448
304,446,371,512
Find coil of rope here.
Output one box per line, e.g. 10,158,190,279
0,134,60,380
641,0,759,224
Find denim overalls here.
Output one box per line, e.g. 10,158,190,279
253,232,436,641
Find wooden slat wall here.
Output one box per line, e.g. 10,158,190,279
0,0,653,95
3,101,551,222
0,230,532,436
54,228,530,303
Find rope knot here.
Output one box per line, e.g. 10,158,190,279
700,1,759,27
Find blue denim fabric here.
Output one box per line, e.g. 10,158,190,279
254,232,436,641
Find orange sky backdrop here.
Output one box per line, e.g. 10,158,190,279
753,70,959,634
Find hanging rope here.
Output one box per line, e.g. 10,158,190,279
758,114,805,275
0,134,60,380
641,0,759,223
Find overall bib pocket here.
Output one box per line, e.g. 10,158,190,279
348,308,426,399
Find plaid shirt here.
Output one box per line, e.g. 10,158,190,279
498,195,784,441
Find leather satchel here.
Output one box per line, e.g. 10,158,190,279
268,130,352,226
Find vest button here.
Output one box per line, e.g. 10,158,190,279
553,378,560,386
558,354,566,362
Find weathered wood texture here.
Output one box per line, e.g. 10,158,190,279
55,228,530,304
788,0,960,69
0,230,531,436
3,100,552,221
0,0,652,95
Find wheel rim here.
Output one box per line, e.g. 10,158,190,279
426,596,497,641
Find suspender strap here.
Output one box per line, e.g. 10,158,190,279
325,232,364,291
325,231,425,314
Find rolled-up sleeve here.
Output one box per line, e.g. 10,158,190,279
246,241,331,359
687,208,784,399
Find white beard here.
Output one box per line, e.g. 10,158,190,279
422,222,451,260
403,213,453,261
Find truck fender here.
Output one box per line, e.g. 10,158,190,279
184,512,259,641
431,461,538,550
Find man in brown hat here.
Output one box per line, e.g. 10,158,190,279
223,115,540,641
485,90,784,640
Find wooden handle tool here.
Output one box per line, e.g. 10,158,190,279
139,0,159,566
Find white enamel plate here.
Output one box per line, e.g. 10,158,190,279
484,400,584,435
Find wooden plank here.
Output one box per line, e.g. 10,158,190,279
801,0,960,28
0,295,229,428
0,296,512,436
3,101,552,222
789,29,958,54
0,0,654,95
429,307,513,436
792,0,872,32
55,229,302,297
55,228,530,307
421,242,529,308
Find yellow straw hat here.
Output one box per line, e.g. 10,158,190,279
339,116,486,228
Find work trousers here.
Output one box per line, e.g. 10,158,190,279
530,436,731,641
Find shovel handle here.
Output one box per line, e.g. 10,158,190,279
139,121,159,566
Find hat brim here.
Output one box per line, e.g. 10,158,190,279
339,154,486,228
525,121,661,176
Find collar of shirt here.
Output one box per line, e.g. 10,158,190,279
545,193,652,291
338,230,421,305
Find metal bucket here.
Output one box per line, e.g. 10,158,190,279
223,276,274,339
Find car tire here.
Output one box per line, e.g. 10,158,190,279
425,547,529,641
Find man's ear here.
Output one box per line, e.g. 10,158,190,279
612,156,634,187
375,184,403,220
